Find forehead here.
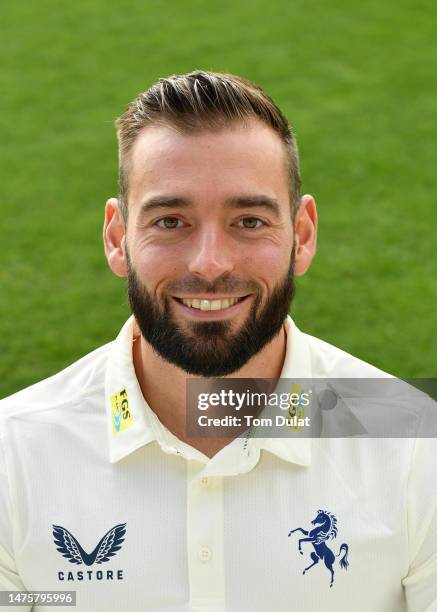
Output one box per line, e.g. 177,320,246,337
127,119,290,208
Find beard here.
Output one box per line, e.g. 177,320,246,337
126,246,296,377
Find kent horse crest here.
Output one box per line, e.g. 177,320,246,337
288,510,349,587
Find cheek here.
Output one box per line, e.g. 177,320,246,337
134,243,182,290
241,242,291,281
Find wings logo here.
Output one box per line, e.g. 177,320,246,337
53,523,127,566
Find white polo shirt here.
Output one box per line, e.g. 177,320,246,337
1,316,436,611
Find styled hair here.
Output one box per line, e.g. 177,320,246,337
115,70,301,222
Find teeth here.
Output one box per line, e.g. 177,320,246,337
180,297,241,310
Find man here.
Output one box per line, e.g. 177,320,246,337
0,71,436,611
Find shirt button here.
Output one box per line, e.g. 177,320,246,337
200,477,209,487
198,545,212,563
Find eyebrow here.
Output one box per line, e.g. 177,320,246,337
224,195,281,218
139,194,281,218
139,196,190,215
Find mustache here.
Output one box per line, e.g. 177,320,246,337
125,247,259,295
164,275,260,295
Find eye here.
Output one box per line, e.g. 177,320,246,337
237,217,265,229
155,217,183,229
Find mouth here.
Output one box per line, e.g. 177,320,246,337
172,295,251,318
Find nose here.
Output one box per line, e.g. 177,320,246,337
187,225,235,282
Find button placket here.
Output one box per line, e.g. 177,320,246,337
186,465,225,609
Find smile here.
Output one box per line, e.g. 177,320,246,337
181,297,245,311
172,295,250,316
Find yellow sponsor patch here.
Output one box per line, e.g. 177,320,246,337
111,388,133,434
287,383,307,430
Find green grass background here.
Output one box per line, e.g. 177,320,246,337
1,0,436,398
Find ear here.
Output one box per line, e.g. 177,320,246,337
103,198,127,277
294,194,318,276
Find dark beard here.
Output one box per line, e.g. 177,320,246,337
126,247,296,377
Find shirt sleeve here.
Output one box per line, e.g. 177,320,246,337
402,434,437,612
0,433,29,598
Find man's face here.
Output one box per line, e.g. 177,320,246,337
123,119,296,376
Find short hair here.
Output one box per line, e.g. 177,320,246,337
115,70,301,222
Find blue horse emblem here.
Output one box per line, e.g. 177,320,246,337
288,509,349,587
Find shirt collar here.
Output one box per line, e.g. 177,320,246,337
105,316,211,464
105,315,312,467
253,315,312,467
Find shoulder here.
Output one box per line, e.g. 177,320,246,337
290,321,437,439
0,341,113,423
301,329,393,378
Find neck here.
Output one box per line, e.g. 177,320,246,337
132,321,287,458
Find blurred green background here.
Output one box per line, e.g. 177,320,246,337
1,0,436,398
